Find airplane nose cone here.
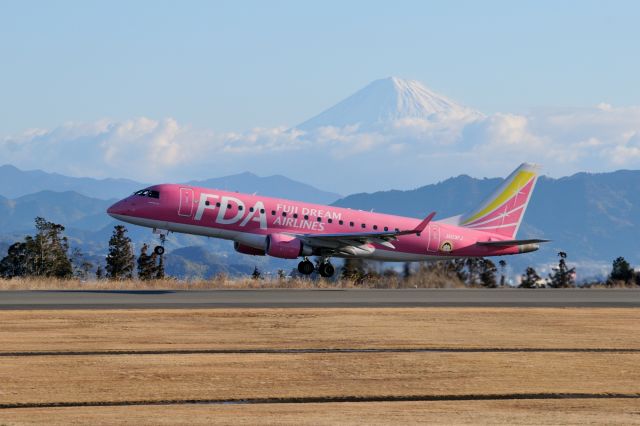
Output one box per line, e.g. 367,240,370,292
107,200,128,217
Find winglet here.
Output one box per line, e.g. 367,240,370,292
414,211,436,233
398,212,436,236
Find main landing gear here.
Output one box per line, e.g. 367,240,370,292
318,261,335,278
297,258,335,278
297,258,315,275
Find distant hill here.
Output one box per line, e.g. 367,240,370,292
333,170,640,279
0,165,341,205
187,172,341,204
0,191,114,232
0,164,143,200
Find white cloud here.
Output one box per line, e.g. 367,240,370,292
607,132,640,165
2,104,640,192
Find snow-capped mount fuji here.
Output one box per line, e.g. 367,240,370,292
297,77,483,131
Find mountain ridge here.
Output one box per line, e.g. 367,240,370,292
0,164,341,204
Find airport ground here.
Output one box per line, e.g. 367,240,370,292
0,294,639,424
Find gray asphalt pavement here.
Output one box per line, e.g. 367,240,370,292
1,288,639,309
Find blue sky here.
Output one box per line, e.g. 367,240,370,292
1,1,640,192
1,0,639,134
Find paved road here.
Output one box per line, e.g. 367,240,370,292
0,288,639,309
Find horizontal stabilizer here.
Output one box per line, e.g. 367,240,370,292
476,238,550,247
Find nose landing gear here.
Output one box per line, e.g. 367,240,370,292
153,230,167,255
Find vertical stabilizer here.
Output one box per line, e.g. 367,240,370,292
458,163,540,239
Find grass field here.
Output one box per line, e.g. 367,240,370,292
2,399,640,425
0,273,470,290
1,308,639,424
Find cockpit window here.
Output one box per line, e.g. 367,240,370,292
134,189,160,199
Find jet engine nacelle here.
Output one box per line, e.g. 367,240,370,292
233,242,266,256
266,233,312,259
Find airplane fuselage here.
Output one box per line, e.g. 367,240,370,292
107,184,537,262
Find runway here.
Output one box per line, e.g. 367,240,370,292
1,288,639,309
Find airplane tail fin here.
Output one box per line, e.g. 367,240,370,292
455,163,540,239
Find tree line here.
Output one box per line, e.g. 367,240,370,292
341,252,640,288
0,217,163,280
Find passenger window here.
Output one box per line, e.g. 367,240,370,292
260,208,265,214
216,202,221,207
328,218,333,224
361,223,366,229
282,212,287,217
293,213,298,218
249,207,254,212
238,205,243,211
227,204,232,209
339,220,344,225
349,221,354,227
271,210,275,215
304,215,309,220
317,217,322,222
384,226,389,232
373,225,378,230
205,201,210,206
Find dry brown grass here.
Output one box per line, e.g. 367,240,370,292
0,274,468,290
1,352,639,404
2,399,640,426
1,308,639,424
1,308,639,352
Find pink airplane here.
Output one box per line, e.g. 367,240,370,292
107,163,547,277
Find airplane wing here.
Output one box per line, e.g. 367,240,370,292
289,212,436,250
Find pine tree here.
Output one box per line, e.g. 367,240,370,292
478,258,498,288
465,258,482,286
95,266,104,280
154,253,165,279
498,260,507,287
105,225,135,280
0,217,72,278
252,266,261,280
609,256,634,285
448,259,468,282
403,262,412,279
520,267,542,288
137,244,156,280
31,217,73,278
341,258,365,281
548,251,576,288
71,248,93,280
0,242,29,278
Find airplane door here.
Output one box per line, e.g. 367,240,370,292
427,225,440,252
178,187,194,217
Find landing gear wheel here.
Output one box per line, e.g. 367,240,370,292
318,262,335,278
154,245,165,255
297,259,314,275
